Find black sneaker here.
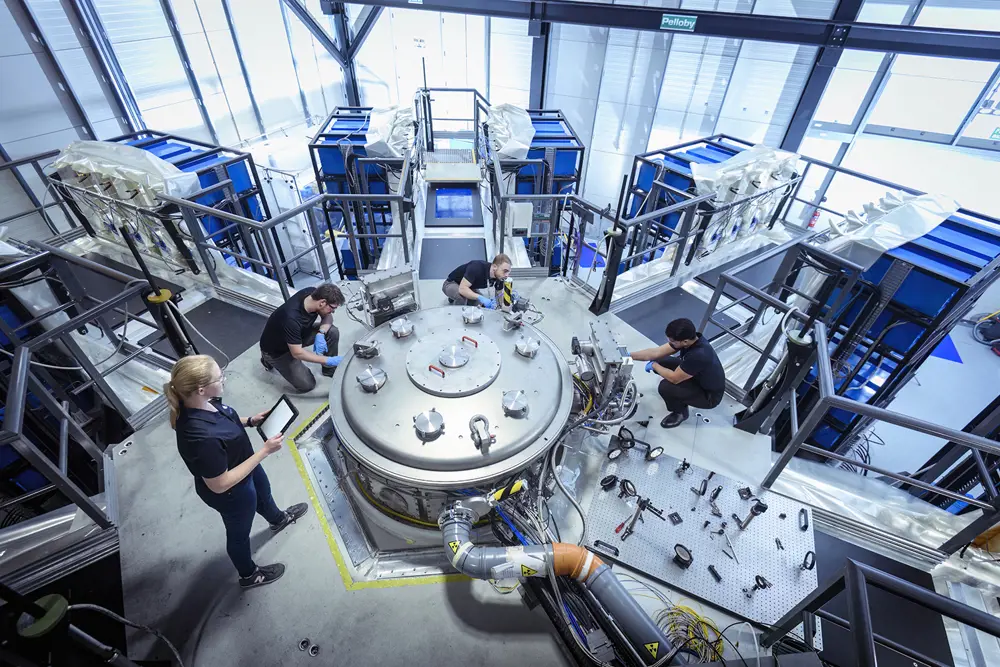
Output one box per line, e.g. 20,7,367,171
270,503,309,533
239,563,285,589
260,357,274,372
321,366,336,378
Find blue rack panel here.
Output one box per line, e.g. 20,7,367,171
514,111,586,196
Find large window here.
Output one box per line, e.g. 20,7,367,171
865,56,996,138
803,0,1000,228
93,0,212,141
354,9,488,108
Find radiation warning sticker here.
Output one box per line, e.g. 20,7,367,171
520,565,537,577
644,642,659,659
448,541,461,554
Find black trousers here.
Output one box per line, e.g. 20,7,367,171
197,465,285,578
656,357,724,414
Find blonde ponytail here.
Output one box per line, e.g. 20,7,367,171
166,354,217,429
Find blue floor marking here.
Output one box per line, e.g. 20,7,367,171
931,334,963,364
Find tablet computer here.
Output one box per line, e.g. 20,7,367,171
257,394,299,441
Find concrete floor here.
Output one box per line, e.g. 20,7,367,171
115,276,780,666
871,277,1000,475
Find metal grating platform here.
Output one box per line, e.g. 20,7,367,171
583,442,822,647
425,149,474,164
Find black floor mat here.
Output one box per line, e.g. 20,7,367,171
814,531,953,667
617,286,739,343
139,299,267,365
419,238,487,280
64,253,184,329
695,244,783,310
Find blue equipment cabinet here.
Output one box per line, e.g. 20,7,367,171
513,110,585,197
308,107,401,279
619,137,790,277
785,210,1000,455
800,210,1000,451
106,130,280,278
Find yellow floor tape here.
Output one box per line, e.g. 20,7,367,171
287,402,467,590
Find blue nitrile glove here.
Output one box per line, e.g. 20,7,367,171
645,360,654,373
324,355,342,368
313,335,328,354
512,289,520,301
477,295,496,309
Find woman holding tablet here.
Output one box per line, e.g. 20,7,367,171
166,355,308,589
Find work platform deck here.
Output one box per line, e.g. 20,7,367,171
112,276,973,666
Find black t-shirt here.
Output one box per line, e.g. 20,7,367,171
447,260,493,291
679,334,726,396
259,288,319,357
176,400,255,495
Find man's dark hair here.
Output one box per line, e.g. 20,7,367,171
311,283,345,307
665,318,697,342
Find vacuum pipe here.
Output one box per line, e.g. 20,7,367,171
440,500,684,665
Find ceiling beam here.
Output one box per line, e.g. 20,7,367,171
350,0,1000,61
279,0,348,68
348,6,384,60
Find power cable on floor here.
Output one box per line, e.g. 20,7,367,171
68,603,184,666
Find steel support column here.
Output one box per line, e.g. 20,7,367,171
332,3,362,106
780,0,864,152
280,0,348,68
528,20,550,109
221,0,266,136
158,0,219,144
68,0,144,132
348,6,383,60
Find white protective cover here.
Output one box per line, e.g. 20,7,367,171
365,106,415,158
486,104,536,160
818,192,958,270
718,191,961,386
51,140,200,199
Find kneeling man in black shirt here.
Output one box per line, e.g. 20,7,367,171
630,318,726,428
442,253,512,307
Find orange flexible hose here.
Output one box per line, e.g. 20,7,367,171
552,543,604,580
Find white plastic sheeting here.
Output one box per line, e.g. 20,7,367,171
610,144,798,301
365,106,415,158
717,191,961,386
50,141,202,267
486,104,536,160
51,141,200,199
691,144,799,250
819,191,959,270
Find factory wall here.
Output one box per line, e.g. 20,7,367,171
5,0,1000,244
0,0,127,241
1,0,348,244
354,8,488,109
545,0,838,212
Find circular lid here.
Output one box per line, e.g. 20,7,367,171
413,408,444,441
355,365,387,393
390,316,413,337
330,307,573,488
438,343,471,368
515,336,540,358
462,307,483,324
502,389,528,418
406,332,502,398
